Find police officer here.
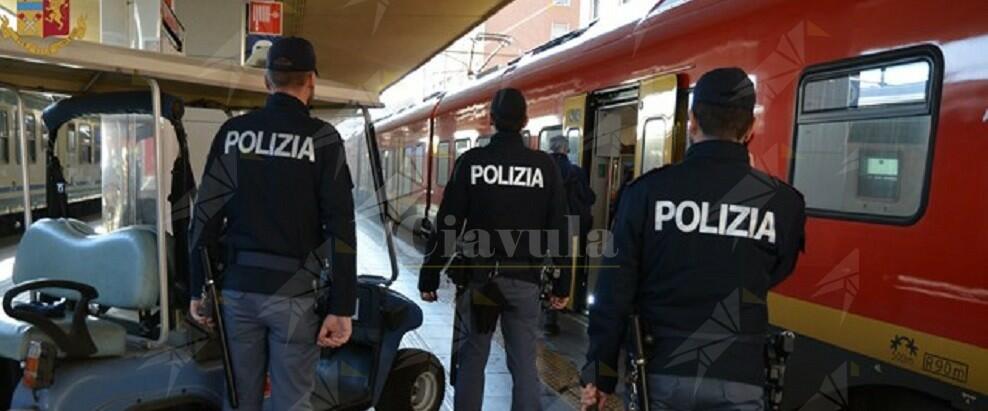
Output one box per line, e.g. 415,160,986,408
580,68,806,410
544,135,595,336
419,88,571,410
188,37,357,411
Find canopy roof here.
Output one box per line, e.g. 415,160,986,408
0,39,380,109
286,0,514,92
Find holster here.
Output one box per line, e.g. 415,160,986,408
447,254,469,287
467,268,506,334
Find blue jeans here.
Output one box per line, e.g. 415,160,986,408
645,375,764,411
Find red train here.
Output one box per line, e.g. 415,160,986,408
373,0,988,409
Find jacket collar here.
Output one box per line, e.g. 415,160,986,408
685,140,750,164
489,131,524,147
265,92,310,115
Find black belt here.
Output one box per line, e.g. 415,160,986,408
234,251,302,273
649,326,766,344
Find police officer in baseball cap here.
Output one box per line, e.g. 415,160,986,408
581,67,806,410
190,36,357,411
420,88,572,410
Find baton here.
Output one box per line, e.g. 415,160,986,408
201,250,239,409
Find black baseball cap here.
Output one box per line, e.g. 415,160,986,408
267,37,318,73
692,67,756,111
490,88,527,129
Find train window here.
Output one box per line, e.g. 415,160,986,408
641,117,671,172
792,50,941,223
454,138,471,158
521,130,532,148
25,114,37,164
414,143,426,185
66,123,77,163
436,141,451,187
382,149,394,193
93,124,101,163
0,111,9,164
538,126,564,153
79,124,93,163
802,61,930,113
402,145,415,195
566,128,581,164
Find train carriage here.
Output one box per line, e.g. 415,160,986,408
373,0,988,409
0,91,102,228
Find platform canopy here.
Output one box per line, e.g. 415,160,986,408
0,38,380,109
284,0,514,92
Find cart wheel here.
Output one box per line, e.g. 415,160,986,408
1,358,22,410
377,349,444,411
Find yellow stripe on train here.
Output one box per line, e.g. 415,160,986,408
769,292,988,395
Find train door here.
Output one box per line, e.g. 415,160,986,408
581,73,684,312
582,86,638,311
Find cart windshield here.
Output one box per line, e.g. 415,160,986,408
101,114,176,232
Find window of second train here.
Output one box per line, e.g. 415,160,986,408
0,111,9,164
792,51,939,223
25,114,37,163
66,123,77,163
79,124,93,163
93,125,101,163
436,141,451,186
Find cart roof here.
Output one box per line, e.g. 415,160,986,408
0,39,380,109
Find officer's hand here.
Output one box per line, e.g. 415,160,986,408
317,315,352,348
580,384,606,410
189,299,214,328
549,296,569,310
420,291,438,303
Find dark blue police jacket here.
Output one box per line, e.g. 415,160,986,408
582,140,806,392
188,92,357,316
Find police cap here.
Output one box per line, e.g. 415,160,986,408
267,37,318,73
490,88,527,130
692,67,756,111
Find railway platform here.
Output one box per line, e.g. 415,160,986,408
0,218,617,411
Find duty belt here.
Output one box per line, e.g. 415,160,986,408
649,326,766,344
234,251,303,273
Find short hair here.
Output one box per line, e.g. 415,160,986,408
692,102,755,141
266,70,311,89
549,135,569,153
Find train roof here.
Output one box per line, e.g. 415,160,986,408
377,0,665,131
291,0,516,93
0,39,381,110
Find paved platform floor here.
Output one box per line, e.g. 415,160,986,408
0,219,622,410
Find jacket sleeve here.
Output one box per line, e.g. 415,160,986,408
188,127,235,299
546,160,572,297
577,164,596,206
770,193,806,287
317,127,357,317
581,181,647,393
420,155,470,292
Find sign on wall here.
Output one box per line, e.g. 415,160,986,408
160,0,183,53
248,0,281,36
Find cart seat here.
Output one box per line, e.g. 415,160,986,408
0,219,160,360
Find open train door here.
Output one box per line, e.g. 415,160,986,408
635,73,686,176
560,94,588,311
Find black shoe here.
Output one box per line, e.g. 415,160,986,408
544,323,560,336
